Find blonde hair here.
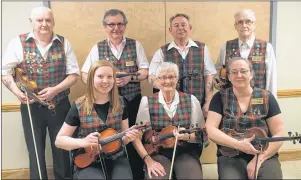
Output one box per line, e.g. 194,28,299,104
76,60,120,115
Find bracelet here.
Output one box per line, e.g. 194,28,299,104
142,154,150,161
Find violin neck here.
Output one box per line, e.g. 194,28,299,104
255,136,301,143
158,129,192,141
99,132,126,145
21,86,47,106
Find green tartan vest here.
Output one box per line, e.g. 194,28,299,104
147,92,192,131
225,38,267,89
161,41,205,104
97,38,141,101
16,33,70,105
221,87,269,135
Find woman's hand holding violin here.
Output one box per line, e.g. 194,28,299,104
236,135,260,155
82,132,101,150
145,157,166,179
247,154,264,180
122,127,139,145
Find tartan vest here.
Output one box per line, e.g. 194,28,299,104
162,41,205,104
76,97,125,159
16,33,70,105
148,92,192,131
225,38,267,89
220,87,269,135
97,38,141,101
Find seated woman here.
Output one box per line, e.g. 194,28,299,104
206,57,284,179
55,60,139,179
133,62,206,179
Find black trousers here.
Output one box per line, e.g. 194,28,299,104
145,152,203,179
20,97,71,179
73,155,132,179
123,94,145,180
217,154,282,179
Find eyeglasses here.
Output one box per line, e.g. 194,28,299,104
158,76,177,81
106,23,125,28
235,20,254,26
229,70,250,76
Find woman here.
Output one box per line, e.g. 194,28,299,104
133,62,206,179
55,60,139,179
206,57,284,179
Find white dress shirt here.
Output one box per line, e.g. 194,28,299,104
81,37,149,73
2,32,80,76
135,90,205,128
149,40,216,76
216,36,277,98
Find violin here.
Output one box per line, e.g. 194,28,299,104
14,68,55,110
116,72,140,78
178,70,199,92
219,127,301,157
214,65,230,90
143,125,201,155
74,123,151,168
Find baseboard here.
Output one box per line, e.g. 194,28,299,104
1,167,54,179
279,148,301,161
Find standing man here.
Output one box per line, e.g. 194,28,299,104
81,9,149,180
149,13,216,118
2,6,80,179
215,9,277,98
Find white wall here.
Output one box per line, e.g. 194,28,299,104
276,2,301,149
1,1,53,170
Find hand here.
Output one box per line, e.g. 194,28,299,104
247,154,264,179
202,102,210,119
83,132,101,150
237,135,260,155
173,128,189,141
116,72,131,87
16,91,35,104
122,127,139,144
145,158,166,179
37,87,57,101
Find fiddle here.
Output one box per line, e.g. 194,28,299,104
143,125,201,155
74,123,150,168
178,70,198,92
14,68,55,110
219,127,301,157
116,72,140,78
214,65,230,90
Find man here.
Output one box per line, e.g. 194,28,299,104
215,9,277,98
149,13,216,118
2,6,79,179
81,9,149,180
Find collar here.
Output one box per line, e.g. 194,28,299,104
238,35,255,48
107,36,126,47
167,39,198,51
26,31,62,43
158,90,180,106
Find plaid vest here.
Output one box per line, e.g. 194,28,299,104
16,33,69,105
97,38,141,101
148,92,192,131
162,41,205,104
225,38,267,89
221,87,269,135
76,97,124,138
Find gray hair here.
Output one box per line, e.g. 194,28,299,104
155,62,179,78
169,13,190,27
30,6,52,20
234,9,256,22
102,9,128,26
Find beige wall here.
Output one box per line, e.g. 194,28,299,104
1,2,301,170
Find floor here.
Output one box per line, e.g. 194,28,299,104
202,160,301,179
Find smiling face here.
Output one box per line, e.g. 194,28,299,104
30,9,54,36
157,69,178,92
228,59,253,89
169,16,192,42
234,12,256,39
104,14,126,41
93,66,114,95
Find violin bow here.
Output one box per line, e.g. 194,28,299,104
169,125,180,180
25,91,42,179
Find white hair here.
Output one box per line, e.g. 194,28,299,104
30,6,52,19
155,62,179,78
234,9,256,22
